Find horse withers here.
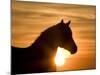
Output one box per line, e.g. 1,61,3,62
11,19,77,74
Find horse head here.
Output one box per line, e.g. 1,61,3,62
53,19,77,54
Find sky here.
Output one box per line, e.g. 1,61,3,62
12,0,96,71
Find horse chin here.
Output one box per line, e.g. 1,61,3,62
70,49,77,54
61,47,77,55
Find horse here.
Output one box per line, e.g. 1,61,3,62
11,19,77,74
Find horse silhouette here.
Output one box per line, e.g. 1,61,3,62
11,19,77,74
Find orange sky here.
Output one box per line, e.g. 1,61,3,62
12,0,96,71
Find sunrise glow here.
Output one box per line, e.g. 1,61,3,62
55,47,71,67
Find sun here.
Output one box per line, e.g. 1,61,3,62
55,47,71,67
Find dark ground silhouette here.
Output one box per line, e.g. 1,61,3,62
11,19,77,74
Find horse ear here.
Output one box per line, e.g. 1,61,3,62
61,19,64,23
66,20,71,26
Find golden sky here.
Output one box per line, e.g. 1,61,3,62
12,0,96,71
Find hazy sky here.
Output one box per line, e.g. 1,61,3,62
12,0,96,71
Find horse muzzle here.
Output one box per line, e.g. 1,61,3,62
71,45,77,54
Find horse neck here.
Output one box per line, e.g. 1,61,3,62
29,36,58,51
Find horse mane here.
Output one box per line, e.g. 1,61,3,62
30,24,58,47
